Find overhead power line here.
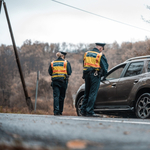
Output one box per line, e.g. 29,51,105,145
52,0,150,32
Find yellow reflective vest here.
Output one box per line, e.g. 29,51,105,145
83,51,102,71
51,60,67,79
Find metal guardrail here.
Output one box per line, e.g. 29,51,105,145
124,55,150,62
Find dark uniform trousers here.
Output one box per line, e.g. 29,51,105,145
52,80,68,114
81,72,101,115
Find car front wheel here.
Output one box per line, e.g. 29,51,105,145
76,96,84,116
135,93,150,119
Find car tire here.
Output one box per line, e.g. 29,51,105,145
76,96,84,116
135,93,150,119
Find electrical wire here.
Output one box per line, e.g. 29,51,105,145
51,0,150,32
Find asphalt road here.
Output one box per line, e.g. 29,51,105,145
0,113,150,150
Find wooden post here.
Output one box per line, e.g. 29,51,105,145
2,0,33,111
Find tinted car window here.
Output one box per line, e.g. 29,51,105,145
106,65,125,80
148,61,150,72
124,61,144,77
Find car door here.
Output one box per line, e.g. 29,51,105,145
116,61,144,103
95,64,126,107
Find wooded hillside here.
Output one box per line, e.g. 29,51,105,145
0,39,150,115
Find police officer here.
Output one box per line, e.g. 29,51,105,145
80,43,108,117
48,51,72,115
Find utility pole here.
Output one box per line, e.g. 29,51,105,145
0,0,33,111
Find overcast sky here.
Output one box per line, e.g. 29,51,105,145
0,0,150,47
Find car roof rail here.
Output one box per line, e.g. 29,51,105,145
125,55,150,62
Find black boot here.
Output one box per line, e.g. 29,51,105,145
54,113,60,116
86,113,102,117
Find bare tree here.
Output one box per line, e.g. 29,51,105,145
142,5,150,23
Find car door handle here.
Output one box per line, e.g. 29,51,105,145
134,80,138,84
112,83,116,87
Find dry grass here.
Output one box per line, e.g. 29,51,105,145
0,106,76,116
0,144,67,150
2,72,77,116
0,99,77,116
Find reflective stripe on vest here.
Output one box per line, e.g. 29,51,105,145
83,51,102,70
51,60,67,78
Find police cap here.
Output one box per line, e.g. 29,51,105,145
95,43,106,50
60,51,67,56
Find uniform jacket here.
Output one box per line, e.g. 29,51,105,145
48,57,72,81
83,48,108,77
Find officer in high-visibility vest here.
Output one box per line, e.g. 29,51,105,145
80,43,108,117
48,51,72,115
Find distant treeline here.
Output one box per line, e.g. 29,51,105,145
0,39,150,113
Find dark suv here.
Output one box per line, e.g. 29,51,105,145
75,55,150,119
